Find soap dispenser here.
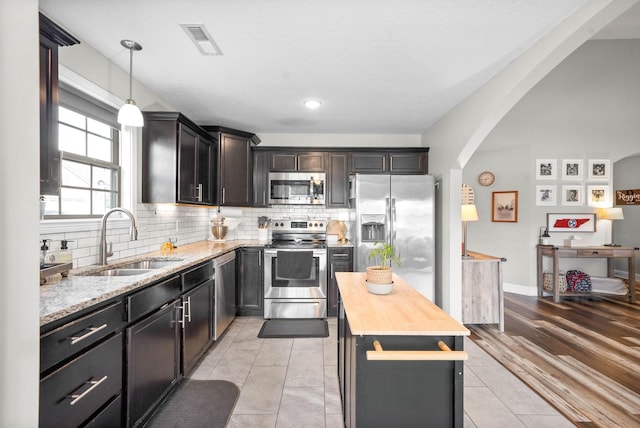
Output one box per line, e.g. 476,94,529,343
40,239,49,267
57,240,73,265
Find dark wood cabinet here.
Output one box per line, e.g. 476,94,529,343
350,149,429,174
181,279,213,374
236,248,264,316
39,14,79,196
181,261,214,374
203,126,260,207
327,247,353,316
142,112,215,205
40,333,123,428
252,150,269,207
327,153,350,208
270,151,325,172
126,300,181,428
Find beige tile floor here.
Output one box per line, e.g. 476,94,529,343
189,317,574,428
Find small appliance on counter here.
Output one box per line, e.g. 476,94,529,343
326,219,347,242
209,215,228,241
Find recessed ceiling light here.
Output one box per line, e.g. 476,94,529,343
303,99,322,109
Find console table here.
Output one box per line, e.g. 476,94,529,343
462,251,505,332
536,245,638,303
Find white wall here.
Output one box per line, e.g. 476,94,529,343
0,1,40,425
468,39,640,291
612,155,640,277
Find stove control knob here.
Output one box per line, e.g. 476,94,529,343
319,222,324,227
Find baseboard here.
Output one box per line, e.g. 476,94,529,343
504,282,538,296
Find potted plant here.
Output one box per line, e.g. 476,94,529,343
366,242,401,286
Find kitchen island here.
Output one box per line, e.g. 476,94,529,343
336,272,469,428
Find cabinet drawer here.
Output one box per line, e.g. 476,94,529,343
40,333,123,428
84,395,122,428
127,275,181,322
182,261,213,292
576,249,615,257
329,249,353,261
41,301,124,373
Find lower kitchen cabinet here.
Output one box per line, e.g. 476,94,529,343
328,247,353,316
40,333,123,428
126,299,181,428
182,279,214,374
236,247,264,316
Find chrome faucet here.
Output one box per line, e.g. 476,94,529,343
99,207,139,265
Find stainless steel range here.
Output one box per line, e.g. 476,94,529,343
263,218,327,319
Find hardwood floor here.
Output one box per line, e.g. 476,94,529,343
469,291,640,428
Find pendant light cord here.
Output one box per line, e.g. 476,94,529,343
128,46,133,100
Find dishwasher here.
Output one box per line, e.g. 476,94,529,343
213,251,236,340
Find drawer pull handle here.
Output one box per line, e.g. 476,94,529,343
69,323,108,345
367,340,468,361
67,375,108,406
592,251,599,255
332,254,349,258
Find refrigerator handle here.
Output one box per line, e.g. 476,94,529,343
385,197,391,244
391,197,397,247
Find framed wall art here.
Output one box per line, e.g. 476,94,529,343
561,185,584,206
587,185,610,207
535,185,557,206
561,159,583,181
535,159,557,180
492,190,518,222
587,159,610,181
547,213,597,233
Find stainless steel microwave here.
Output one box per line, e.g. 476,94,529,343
268,172,325,205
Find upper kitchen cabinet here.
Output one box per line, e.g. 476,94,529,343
39,14,80,196
203,126,260,207
327,152,350,208
350,149,429,174
142,112,215,205
270,151,325,172
252,150,269,207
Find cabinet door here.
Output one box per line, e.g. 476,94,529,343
328,248,353,316
177,125,198,203
126,300,180,427
196,135,214,204
270,152,298,171
182,280,213,375
389,152,428,174
237,248,264,316
327,153,349,208
39,36,61,196
219,133,251,206
252,151,269,207
350,152,387,173
297,152,325,171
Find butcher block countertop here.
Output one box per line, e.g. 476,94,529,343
336,272,469,336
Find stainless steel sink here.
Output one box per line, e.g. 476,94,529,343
91,268,153,277
117,258,183,270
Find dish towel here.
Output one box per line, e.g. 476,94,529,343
276,251,313,279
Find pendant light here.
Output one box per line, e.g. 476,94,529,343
117,39,144,127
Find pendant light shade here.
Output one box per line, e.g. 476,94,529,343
117,40,144,127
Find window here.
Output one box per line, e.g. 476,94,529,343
42,86,121,219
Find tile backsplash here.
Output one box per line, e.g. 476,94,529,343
40,204,353,268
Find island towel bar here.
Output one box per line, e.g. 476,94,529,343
366,340,468,361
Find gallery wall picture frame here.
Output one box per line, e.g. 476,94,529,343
587,184,610,207
535,159,557,180
492,190,518,222
587,159,610,181
547,213,597,233
561,159,583,181
535,185,557,206
561,185,584,206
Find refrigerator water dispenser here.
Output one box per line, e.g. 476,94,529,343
361,215,386,242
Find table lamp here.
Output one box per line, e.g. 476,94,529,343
461,204,479,259
600,207,624,246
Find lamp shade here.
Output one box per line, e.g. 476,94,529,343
117,100,144,127
461,204,479,222
600,207,624,221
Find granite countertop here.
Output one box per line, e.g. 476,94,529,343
335,272,469,336
39,240,259,326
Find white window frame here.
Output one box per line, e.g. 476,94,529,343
40,65,138,234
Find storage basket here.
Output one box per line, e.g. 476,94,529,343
543,270,567,292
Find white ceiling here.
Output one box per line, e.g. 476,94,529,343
38,0,640,135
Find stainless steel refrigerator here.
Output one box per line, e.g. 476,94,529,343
352,174,435,300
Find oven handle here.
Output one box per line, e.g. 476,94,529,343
264,248,326,255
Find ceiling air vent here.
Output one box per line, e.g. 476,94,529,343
180,23,223,56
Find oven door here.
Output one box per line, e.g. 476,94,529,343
264,248,327,318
